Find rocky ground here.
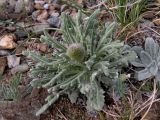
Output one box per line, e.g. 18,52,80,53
0,0,160,120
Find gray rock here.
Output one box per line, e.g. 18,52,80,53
0,50,10,56
15,31,28,38
30,23,50,34
15,0,24,13
47,16,60,28
43,3,49,9
7,55,20,68
32,10,41,21
11,64,29,74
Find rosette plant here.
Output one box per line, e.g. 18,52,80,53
129,37,160,81
24,10,129,116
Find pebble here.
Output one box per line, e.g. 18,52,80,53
34,3,44,10
43,3,49,9
0,50,10,56
15,31,28,38
0,34,17,49
16,46,26,54
47,16,60,27
37,43,48,52
37,10,49,22
153,18,160,26
32,10,41,21
7,55,20,68
11,64,29,74
15,0,24,13
49,11,59,17
30,23,50,34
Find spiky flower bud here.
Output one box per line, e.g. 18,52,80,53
66,43,85,62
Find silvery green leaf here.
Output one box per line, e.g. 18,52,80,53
148,61,158,76
131,46,143,56
155,70,160,82
86,81,105,111
36,94,59,116
140,51,152,66
131,59,145,67
145,37,159,59
67,90,79,103
84,9,100,37
136,68,153,81
121,51,137,65
102,65,109,76
96,22,116,50
80,83,91,94
85,59,94,70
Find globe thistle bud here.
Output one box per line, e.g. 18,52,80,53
66,43,85,62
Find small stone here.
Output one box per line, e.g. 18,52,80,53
11,64,29,74
15,46,26,54
34,3,44,10
0,34,17,49
15,31,28,38
153,18,160,26
7,55,20,68
37,10,49,22
49,10,59,17
49,4,60,10
47,16,60,27
43,3,49,9
0,57,6,74
139,20,155,28
30,23,50,34
0,50,10,56
15,0,24,13
37,43,47,52
32,10,41,21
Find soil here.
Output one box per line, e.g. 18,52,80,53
0,0,160,120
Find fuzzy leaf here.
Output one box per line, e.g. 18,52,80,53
148,61,158,75
96,22,116,51
140,51,152,66
84,9,100,38
86,81,105,111
155,70,160,82
145,37,159,59
36,94,59,116
67,90,79,103
136,68,153,81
